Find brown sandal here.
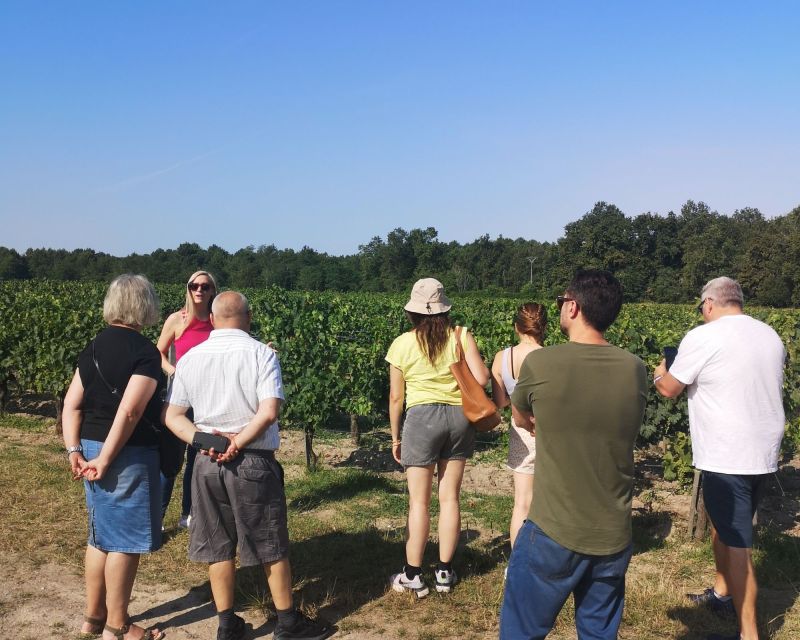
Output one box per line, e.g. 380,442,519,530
103,622,165,640
79,616,106,638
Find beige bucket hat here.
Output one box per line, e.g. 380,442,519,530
404,278,452,314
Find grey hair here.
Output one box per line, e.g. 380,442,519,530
103,274,160,327
700,276,744,308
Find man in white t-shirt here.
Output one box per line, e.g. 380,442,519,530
654,277,785,640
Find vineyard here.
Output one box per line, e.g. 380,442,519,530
2,280,800,458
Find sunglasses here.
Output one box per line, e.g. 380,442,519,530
696,297,713,313
556,295,577,310
188,282,212,292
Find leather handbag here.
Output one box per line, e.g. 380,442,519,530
450,326,501,432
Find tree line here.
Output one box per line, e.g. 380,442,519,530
3,199,800,306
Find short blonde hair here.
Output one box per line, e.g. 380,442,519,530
103,274,160,327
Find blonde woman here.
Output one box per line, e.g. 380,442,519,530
63,274,165,640
386,278,489,597
156,270,217,528
491,303,547,549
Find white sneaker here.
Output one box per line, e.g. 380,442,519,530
390,570,429,598
178,514,191,529
434,568,458,593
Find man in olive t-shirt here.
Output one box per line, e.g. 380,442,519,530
500,270,647,640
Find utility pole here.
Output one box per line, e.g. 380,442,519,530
527,256,537,285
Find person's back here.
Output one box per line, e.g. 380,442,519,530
672,314,784,474
175,327,282,450
501,269,647,640
517,342,647,555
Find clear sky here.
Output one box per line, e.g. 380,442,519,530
1,1,798,256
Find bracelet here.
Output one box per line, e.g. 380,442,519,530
653,375,663,384
66,445,83,456
392,440,401,446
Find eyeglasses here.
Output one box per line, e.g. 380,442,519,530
188,282,212,292
556,295,577,310
696,297,713,313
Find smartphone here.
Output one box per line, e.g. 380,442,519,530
664,346,678,370
192,431,230,453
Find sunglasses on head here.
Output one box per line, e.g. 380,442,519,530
188,282,212,292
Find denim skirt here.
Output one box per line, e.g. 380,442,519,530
82,439,162,553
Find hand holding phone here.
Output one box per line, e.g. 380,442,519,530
192,431,230,455
664,346,678,370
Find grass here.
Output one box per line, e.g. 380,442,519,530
2,415,799,639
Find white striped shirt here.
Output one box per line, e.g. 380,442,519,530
168,328,284,451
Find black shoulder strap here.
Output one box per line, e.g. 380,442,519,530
92,341,120,398
91,340,159,432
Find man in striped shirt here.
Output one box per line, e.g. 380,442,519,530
166,291,332,640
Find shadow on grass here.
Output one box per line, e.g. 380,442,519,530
666,527,800,640
288,468,403,511
141,526,507,636
632,511,672,554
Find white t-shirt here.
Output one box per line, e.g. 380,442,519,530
169,328,284,450
670,314,785,474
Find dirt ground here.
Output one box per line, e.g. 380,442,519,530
2,405,799,639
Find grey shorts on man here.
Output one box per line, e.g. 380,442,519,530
189,451,289,566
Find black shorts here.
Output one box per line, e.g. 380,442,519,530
189,451,289,566
702,471,768,549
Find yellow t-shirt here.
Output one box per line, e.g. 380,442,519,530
385,328,468,408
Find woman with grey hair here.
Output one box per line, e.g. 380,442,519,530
62,274,165,640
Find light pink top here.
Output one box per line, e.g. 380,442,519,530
174,317,213,362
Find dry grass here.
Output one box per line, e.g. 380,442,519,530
1,416,799,639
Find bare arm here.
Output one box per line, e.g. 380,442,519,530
62,369,86,480
464,330,490,387
81,374,158,481
165,402,198,445
512,404,535,435
653,358,686,398
388,365,405,464
490,351,509,409
156,313,179,376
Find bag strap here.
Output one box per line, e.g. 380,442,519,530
92,341,121,399
91,340,159,433
453,326,465,362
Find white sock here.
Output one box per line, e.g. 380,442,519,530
713,589,732,601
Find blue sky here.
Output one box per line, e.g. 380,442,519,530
1,1,798,256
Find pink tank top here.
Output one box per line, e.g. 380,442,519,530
174,317,213,362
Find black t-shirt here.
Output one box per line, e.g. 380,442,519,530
77,326,165,446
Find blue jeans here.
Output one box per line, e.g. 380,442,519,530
500,520,633,640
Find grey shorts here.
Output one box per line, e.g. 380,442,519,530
189,451,289,566
401,403,474,467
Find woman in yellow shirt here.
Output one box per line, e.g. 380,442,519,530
385,278,489,597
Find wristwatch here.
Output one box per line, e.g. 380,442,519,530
66,445,83,456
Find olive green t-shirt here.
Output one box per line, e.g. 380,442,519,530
511,342,647,555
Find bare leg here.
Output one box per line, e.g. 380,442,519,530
437,458,466,563
102,552,160,640
82,545,107,634
209,559,236,612
726,546,759,640
509,472,534,549
405,465,435,566
711,526,730,597
264,558,293,611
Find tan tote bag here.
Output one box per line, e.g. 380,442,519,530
450,326,501,432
